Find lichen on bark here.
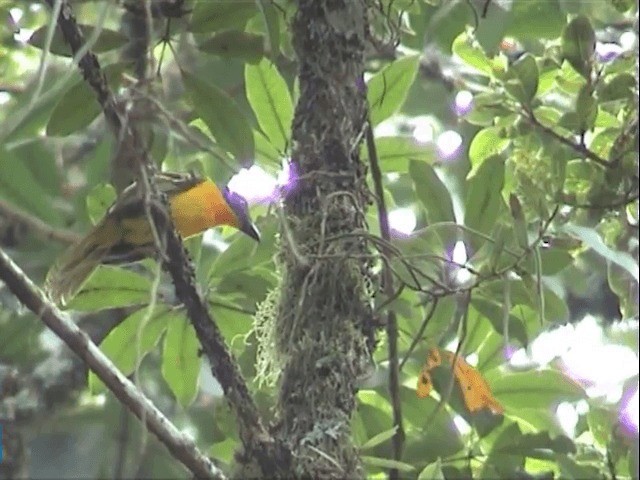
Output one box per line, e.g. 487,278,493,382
272,0,376,477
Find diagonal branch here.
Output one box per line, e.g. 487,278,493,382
0,198,81,244
0,248,224,480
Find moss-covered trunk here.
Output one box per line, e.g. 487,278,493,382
272,0,374,477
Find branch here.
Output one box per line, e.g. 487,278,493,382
0,198,81,244
365,119,404,478
524,109,611,169
0,248,225,480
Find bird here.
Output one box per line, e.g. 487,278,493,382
45,172,260,306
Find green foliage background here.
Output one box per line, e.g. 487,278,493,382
0,0,637,478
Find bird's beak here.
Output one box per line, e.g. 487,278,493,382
242,222,261,242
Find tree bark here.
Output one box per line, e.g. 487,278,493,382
273,0,375,477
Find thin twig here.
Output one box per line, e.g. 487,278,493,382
0,247,224,480
0,198,82,244
365,118,404,479
399,298,439,370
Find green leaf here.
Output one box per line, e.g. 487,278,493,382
182,70,254,165
66,266,153,311
509,194,528,249
464,155,505,237
562,15,596,79
0,147,61,223
506,54,539,104
89,306,176,392
46,63,128,136
198,30,264,63
418,459,446,480
506,0,565,41
599,73,636,102
486,369,586,410
465,92,511,126
245,59,293,152
468,128,510,173
162,319,200,406
85,183,116,225
189,0,257,33
367,55,420,126
560,223,639,281
359,426,398,451
365,136,438,171
471,296,529,346
28,24,128,56
452,31,492,76
409,161,455,224
256,0,280,58
46,78,100,136
209,215,277,279
531,247,574,275
361,456,415,473
575,85,597,132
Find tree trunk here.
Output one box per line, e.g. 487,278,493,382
273,0,375,477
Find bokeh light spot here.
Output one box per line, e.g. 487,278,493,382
436,130,463,159
454,90,473,116
389,208,417,235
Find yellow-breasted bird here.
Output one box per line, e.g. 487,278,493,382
45,172,260,306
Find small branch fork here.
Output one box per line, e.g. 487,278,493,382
1,0,291,476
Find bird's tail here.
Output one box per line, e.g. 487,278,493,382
45,225,114,306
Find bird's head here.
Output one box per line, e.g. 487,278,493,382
222,187,261,242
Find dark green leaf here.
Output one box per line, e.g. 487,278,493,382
506,54,539,104
189,0,257,33
575,85,597,131
256,0,280,58
245,59,293,151
0,147,61,222
47,63,128,136
506,0,565,40
367,55,420,126
209,215,277,279
464,155,505,237
66,266,152,311
599,73,636,102
410,161,455,224
509,194,528,249
28,24,127,56
198,30,264,63
89,306,176,392
562,15,596,79
182,70,254,165
162,319,200,406
472,296,529,346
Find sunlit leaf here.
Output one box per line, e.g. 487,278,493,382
367,55,420,126
245,59,293,151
